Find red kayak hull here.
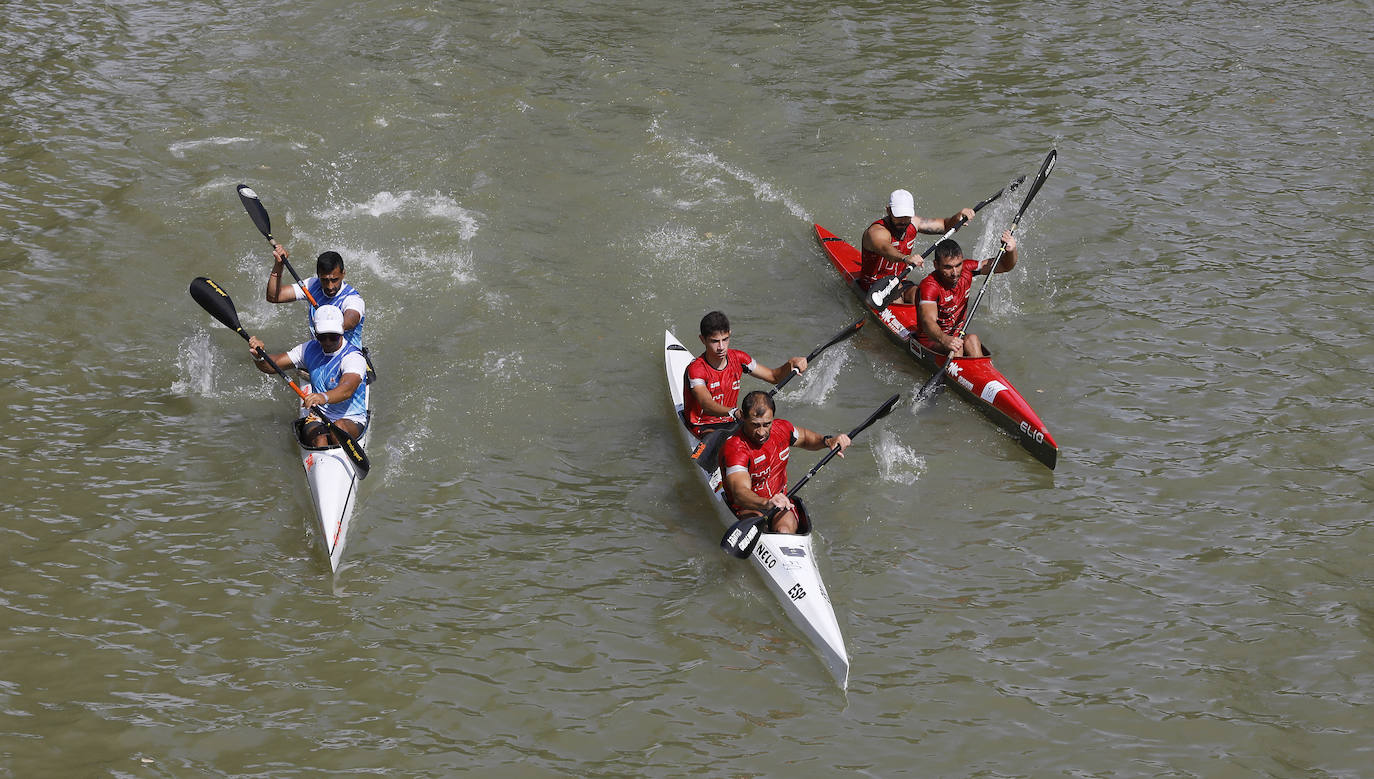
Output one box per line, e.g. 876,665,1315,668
814,223,1059,469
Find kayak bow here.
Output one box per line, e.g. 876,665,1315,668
295,385,372,572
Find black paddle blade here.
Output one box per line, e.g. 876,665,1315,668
237,184,274,240
332,424,371,479
866,393,901,427
721,514,768,558
871,277,901,308
917,360,948,400
189,276,247,337
1014,150,1056,224
813,316,865,359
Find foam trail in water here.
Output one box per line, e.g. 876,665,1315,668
632,224,730,302
317,191,481,241
169,137,255,158
648,119,810,222
280,190,482,285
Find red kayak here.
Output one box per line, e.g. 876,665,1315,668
814,223,1059,469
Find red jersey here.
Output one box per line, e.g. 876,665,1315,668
721,419,798,512
683,349,757,435
858,218,918,289
915,259,982,349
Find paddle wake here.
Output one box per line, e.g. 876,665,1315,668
872,431,927,485
777,344,850,406
173,332,217,397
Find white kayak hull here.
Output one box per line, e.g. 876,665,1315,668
297,383,371,572
663,331,849,687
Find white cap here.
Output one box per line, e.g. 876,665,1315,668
313,305,345,335
888,189,916,218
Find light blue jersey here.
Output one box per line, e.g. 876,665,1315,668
298,340,369,422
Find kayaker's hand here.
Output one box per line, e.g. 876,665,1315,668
304,392,328,408
824,433,852,456
272,244,290,264
248,336,266,354
765,493,793,513
1000,230,1016,252
788,356,808,374
947,336,965,357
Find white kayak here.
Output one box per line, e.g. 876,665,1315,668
663,330,849,687
296,382,372,572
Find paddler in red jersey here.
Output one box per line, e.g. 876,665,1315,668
858,189,975,305
721,391,850,534
915,232,1018,358
682,311,809,440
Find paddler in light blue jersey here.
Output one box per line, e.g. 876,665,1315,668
264,244,367,351
248,305,369,448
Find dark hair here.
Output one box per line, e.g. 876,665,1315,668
700,310,730,338
316,251,345,275
933,240,963,264
740,390,775,420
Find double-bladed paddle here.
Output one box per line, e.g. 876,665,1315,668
189,276,371,478
917,149,1057,401
237,184,321,307
721,393,901,558
869,175,1026,309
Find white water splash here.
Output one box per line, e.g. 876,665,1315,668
383,399,433,488
872,430,926,485
317,190,481,242
778,345,850,407
173,332,216,396
474,351,525,388
410,247,478,284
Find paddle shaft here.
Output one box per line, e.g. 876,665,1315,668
919,150,1057,397
873,176,1026,307
769,316,864,397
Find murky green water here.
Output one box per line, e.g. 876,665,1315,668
3,1,1372,775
